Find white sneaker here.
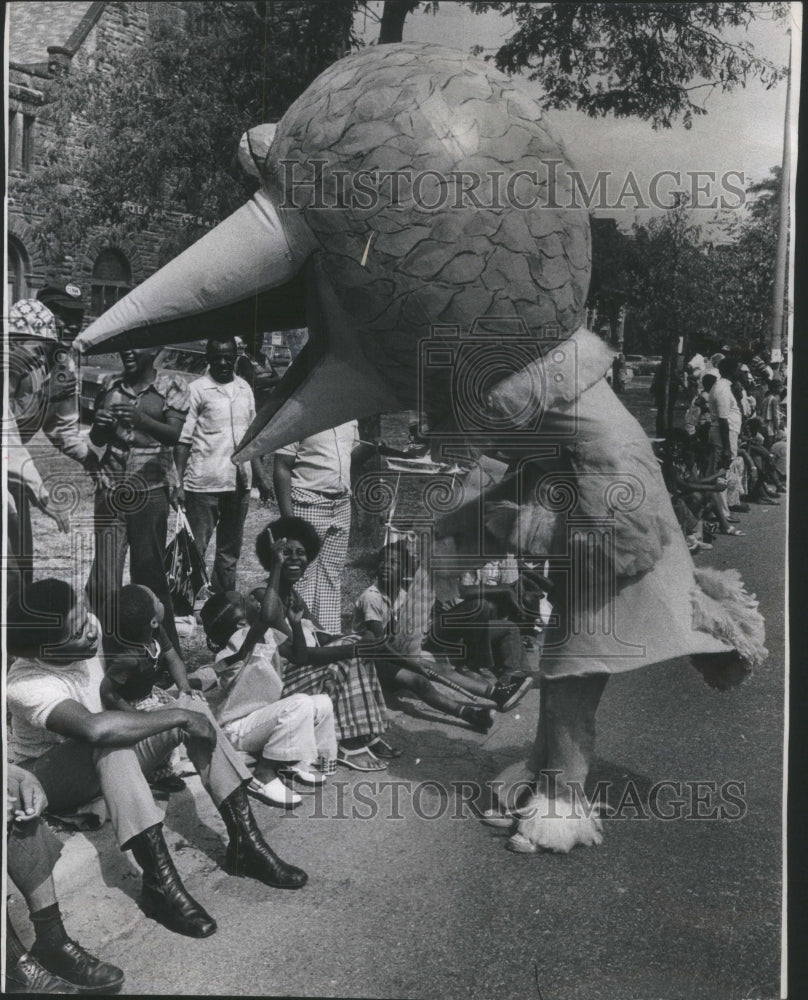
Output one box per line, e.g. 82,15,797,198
247,777,302,808
279,764,326,787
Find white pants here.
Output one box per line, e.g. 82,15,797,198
222,693,337,766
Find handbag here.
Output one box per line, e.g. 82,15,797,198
163,507,209,616
216,640,285,727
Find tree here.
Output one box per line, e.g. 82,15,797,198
382,2,788,129
705,167,781,345
26,1,787,263
588,217,641,339
25,1,358,261
627,198,717,430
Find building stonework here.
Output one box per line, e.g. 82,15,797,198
7,1,196,319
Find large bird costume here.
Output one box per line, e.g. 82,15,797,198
76,43,765,853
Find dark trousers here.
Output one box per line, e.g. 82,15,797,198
87,484,180,651
7,817,64,896
184,485,250,595
431,599,523,677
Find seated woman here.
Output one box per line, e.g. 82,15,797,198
353,543,533,734
246,517,393,773
659,429,735,544
200,591,337,807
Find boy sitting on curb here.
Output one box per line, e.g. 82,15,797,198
201,591,337,807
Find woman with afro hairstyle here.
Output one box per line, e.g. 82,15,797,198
242,517,393,772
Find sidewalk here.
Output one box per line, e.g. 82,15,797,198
6,499,784,997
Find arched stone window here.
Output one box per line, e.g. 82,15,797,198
8,236,31,304
91,248,132,316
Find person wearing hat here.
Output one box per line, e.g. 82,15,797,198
6,299,99,602
37,283,85,343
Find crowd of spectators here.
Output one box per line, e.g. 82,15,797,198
660,340,787,553
5,318,543,993
5,303,787,992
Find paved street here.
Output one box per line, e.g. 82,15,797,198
9,500,785,999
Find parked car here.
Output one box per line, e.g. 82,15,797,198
80,341,210,418
78,353,123,417
79,336,296,418
261,334,293,377
636,355,664,376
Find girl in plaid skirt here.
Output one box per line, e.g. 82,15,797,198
246,517,393,772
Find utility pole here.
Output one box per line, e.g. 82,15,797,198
770,31,792,358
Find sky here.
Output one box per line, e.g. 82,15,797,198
354,2,799,229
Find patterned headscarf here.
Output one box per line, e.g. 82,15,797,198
8,299,58,341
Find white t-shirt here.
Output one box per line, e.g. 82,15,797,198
7,643,105,763
708,377,742,439
276,421,359,494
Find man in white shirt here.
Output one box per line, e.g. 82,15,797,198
6,578,308,942
708,356,743,527
273,421,361,633
708,356,743,468
686,345,707,387
174,338,256,593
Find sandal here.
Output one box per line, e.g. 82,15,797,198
337,746,387,772
367,737,403,759
720,526,745,536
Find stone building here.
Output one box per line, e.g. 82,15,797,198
7,1,205,315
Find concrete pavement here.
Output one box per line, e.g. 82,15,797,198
7,500,786,999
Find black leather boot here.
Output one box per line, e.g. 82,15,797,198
218,784,308,889
128,824,217,938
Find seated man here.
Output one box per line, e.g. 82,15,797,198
6,579,308,942
6,764,124,994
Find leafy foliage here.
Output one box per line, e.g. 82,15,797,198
591,168,782,356
27,1,787,264
707,167,781,344
27,1,358,261
467,2,788,128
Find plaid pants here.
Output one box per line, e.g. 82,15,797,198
281,648,386,742
292,488,352,633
